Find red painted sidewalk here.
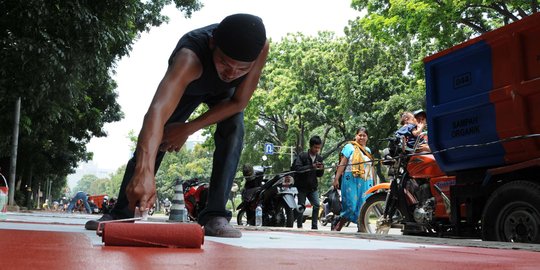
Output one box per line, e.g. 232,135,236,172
1,227,539,270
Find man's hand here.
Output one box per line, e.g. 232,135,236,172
160,122,192,152
314,162,324,170
126,171,156,212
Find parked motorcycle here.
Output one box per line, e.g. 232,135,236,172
358,134,460,236
182,178,209,221
236,166,303,227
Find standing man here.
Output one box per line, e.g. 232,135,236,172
85,13,269,238
292,136,324,229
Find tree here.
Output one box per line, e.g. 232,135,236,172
155,144,213,201
0,0,201,207
73,174,98,194
106,165,126,199
346,0,539,150
239,23,432,188
351,0,539,50
245,32,354,173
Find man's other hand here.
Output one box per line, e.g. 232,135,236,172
160,122,191,152
126,171,156,212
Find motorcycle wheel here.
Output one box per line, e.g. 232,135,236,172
482,180,540,243
236,209,248,226
320,212,329,226
275,201,294,228
358,192,404,234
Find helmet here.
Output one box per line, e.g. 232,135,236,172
413,109,426,118
242,164,254,177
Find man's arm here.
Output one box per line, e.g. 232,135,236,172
126,48,203,211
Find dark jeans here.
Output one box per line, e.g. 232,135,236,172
296,189,320,228
67,192,91,214
111,88,243,226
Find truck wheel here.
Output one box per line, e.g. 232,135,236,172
482,180,540,243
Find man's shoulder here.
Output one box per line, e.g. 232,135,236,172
298,151,311,160
184,24,218,37
169,24,217,66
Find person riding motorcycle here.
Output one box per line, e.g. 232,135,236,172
396,111,430,153
163,198,172,215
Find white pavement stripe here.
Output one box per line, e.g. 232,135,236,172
207,231,452,250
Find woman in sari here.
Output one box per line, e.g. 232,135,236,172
332,127,374,231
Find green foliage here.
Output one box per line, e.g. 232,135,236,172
351,0,539,50
0,0,201,202
345,0,538,152
246,32,354,173
106,165,126,198
73,174,98,194
155,144,212,201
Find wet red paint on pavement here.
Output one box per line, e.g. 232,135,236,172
1,227,539,270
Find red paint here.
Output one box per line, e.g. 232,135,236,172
102,222,203,248
487,13,540,165
1,229,539,270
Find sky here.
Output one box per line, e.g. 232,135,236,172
67,0,361,189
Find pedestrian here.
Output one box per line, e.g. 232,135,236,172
67,191,92,214
292,135,324,230
332,127,374,231
85,13,268,238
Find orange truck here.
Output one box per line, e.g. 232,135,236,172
87,194,107,212
424,12,540,242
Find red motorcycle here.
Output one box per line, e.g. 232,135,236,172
182,178,208,221
358,135,461,236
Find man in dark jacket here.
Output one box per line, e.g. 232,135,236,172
292,136,324,229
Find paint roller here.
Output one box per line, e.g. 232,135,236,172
97,218,204,248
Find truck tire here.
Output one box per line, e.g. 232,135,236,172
482,180,540,243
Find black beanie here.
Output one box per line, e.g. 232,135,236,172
213,14,266,62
